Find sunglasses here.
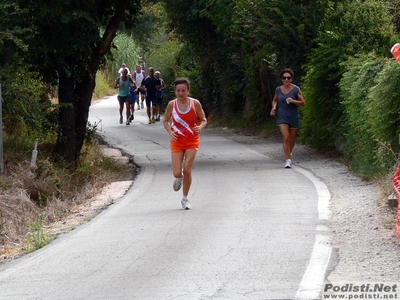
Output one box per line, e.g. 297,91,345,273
282,76,292,80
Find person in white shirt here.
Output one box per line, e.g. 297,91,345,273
133,65,146,109
118,63,130,76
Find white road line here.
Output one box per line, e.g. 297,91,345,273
294,167,331,220
293,166,332,299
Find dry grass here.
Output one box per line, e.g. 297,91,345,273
0,139,136,261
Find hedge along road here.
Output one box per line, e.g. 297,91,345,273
0,95,331,300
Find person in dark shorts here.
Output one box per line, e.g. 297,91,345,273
270,68,306,168
140,67,161,124
128,79,137,122
154,71,166,121
114,69,134,125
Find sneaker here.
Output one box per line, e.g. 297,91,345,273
126,121,130,125
285,159,292,168
129,114,134,122
141,102,144,109
156,115,160,122
181,198,191,210
173,178,182,191
151,117,156,124
119,116,123,124
137,105,140,110
148,119,152,124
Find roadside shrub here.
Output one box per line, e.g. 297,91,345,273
1,66,58,142
339,54,386,178
301,0,396,150
23,213,54,253
339,55,400,179
368,61,400,171
92,71,115,101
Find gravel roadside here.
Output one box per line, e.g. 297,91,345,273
212,126,400,283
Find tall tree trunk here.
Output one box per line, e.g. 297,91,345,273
56,69,96,165
75,71,96,163
56,73,77,163
54,0,131,166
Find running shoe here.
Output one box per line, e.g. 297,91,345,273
129,114,134,122
126,121,130,125
173,178,182,191
148,119,152,124
141,102,144,109
137,105,140,110
285,159,292,168
119,116,123,124
181,198,191,210
156,115,160,122
151,117,156,124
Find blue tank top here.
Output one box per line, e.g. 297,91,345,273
118,76,130,97
276,85,301,128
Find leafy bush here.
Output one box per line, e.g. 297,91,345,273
339,54,400,179
92,71,115,101
0,65,58,143
107,33,140,76
24,213,54,253
301,0,396,150
339,54,386,177
368,60,400,172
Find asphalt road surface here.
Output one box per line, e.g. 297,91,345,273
0,96,333,300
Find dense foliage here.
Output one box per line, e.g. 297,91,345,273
301,0,396,150
1,0,400,179
161,0,330,122
6,0,141,164
338,55,400,178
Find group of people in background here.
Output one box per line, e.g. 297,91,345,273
115,63,166,125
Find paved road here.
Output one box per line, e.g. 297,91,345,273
0,96,332,299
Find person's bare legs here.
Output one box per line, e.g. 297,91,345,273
118,101,124,124
279,124,291,159
181,149,197,197
152,103,157,121
146,106,151,120
136,93,140,109
171,149,197,209
289,127,298,155
130,102,135,120
141,93,145,108
172,152,184,179
125,101,130,124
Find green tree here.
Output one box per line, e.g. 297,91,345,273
0,2,56,143
108,33,140,76
301,0,396,149
339,54,386,176
162,0,329,122
229,0,329,120
13,0,141,165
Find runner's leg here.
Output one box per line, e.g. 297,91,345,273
279,124,291,159
182,149,197,196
